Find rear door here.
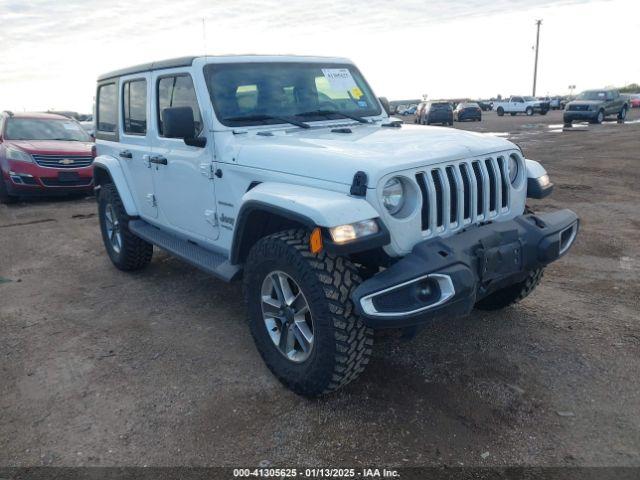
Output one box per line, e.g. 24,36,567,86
150,69,219,242
118,73,157,219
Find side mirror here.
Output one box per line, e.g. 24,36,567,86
378,97,391,116
161,106,206,147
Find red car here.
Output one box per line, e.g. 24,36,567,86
630,96,640,109
0,111,95,203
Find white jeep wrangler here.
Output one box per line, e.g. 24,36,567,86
93,55,578,396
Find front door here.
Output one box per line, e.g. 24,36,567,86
150,70,219,242
118,73,157,219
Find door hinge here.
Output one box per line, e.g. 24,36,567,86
146,193,157,207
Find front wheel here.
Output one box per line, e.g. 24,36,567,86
592,109,604,124
244,229,373,397
475,269,544,310
618,106,627,121
98,183,153,271
526,107,533,116
0,178,18,204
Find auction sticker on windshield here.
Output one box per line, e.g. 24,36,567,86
322,68,358,93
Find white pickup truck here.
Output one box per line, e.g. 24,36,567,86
494,96,550,116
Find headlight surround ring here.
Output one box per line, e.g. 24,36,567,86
508,154,519,184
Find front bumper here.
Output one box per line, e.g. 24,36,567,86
2,161,94,196
352,209,579,328
564,111,597,122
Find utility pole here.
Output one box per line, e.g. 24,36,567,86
532,19,542,97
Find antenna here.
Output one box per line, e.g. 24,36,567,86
202,17,207,56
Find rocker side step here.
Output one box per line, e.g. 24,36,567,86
129,219,240,282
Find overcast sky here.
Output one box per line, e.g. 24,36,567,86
0,0,637,113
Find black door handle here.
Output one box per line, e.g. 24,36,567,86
149,155,168,165
119,150,132,159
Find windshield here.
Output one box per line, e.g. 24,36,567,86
577,91,607,101
204,62,381,127
5,118,92,141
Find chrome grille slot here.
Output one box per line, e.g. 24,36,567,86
484,158,498,213
415,156,512,237
31,154,94,169
415,173,430,230
445,166,458,224
497,156,509,209
459,163,472,220
431,170,444,228
472,161,484,216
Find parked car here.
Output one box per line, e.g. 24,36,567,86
548,97,566,110
0,111,95,203
494,96,550,116
417,101,453,125
79,115,95,136
93,55,578,397
477,100,493,111
399,105,417,116
454,102,482,122
563,89,629,124
629,94,640,108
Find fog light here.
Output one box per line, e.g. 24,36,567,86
415,279,440,304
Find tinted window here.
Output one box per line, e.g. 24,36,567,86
97,83,117,132
5,118,91,141
157,75,202,136
204,62,381,127
123,79,147,135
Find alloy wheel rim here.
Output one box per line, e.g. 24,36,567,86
261,271,314,363
104,203,122,254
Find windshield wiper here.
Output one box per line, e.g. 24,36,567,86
222,114,310,129
295,110,370,124
51,138,80,141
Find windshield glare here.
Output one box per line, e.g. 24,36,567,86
204,62,381,127
577,91,606,100
5,118,92,141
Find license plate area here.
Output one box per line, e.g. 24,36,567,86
57,171,80,182
478,241,522,281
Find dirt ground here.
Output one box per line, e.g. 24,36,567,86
1,109,639,468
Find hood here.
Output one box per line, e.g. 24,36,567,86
6,140,94,155
234,123,516,187
567,99,603,107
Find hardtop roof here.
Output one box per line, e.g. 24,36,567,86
97,54,353,82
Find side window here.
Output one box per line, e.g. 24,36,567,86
123,79,147,135
157,75,202,136
97,83,117,133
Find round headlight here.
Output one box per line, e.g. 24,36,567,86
382,177,405,215
508,155,519,184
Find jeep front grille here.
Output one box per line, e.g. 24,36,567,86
415,157,511,234
31,154,94,169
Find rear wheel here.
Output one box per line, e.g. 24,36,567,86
244,229,373,397
526,107,533,116
0,178,18,204
497,107,504,116
98,183,153,271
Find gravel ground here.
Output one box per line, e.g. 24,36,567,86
1,109,639,467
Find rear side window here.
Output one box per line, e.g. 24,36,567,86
97,83,117,133
123,79,147,135
157,75,202,136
